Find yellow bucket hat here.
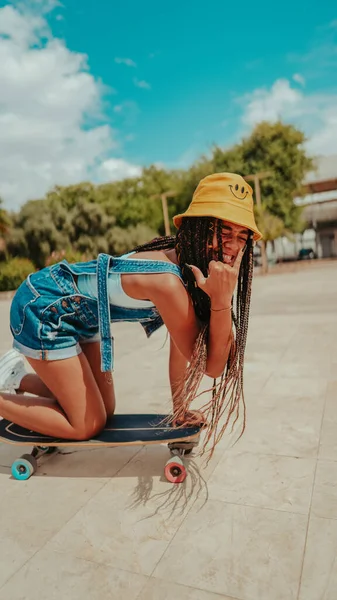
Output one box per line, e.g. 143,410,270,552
173,172,262,241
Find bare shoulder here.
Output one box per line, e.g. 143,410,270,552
131,270,184,300
128,249,172,263
148,271,183,295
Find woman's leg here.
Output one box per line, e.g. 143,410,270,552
0,353,107,440
18,374,55,398
17,342,116,416
80,342,116,417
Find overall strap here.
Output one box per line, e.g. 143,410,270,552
97,254,114,372
109,257,183,280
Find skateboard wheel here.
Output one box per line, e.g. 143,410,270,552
164,456,187,484
11,454,37,481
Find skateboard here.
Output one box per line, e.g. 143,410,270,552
0,414,201,484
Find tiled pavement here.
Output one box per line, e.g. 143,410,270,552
0,261,336,600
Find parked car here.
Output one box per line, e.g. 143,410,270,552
298,248,317,260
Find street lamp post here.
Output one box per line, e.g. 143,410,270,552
244,171,271,208
151,191,176,236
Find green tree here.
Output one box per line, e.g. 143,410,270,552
254,205,286,242
98,166,178,234
46,182,98,212
68,199,115,255
5,226,29,260
7,190,118,267
8,199,68,267
0,198,11,236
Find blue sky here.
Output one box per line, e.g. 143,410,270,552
0,0,336,208
50,0,337,165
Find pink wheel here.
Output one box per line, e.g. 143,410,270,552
164,456,187,483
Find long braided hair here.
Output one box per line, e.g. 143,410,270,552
133,216,254,457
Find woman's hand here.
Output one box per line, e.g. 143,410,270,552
188,248,244,309
173,410,206,428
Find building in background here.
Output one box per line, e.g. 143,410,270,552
301,155,337,258
265,155,337,262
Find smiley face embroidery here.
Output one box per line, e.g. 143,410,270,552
229,183,248,200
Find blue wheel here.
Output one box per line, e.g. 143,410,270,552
11,454,37,480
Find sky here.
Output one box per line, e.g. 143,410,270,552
0,0,336,210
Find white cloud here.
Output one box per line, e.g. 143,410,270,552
96,158,141,181
240,78,337,156
241,79,301,126
115,57,136,67
133,77,151,90
0,4,140,210
0,4,47,45
293,73,305,86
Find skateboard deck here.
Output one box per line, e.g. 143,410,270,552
0,414,201,483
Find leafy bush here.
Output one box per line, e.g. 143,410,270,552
0,257,36,292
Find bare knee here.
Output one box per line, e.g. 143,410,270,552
70,413,107,441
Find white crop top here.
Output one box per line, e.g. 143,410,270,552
77,253,154,309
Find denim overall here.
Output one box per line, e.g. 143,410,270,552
10,253,183,373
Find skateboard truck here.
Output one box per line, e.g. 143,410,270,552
165,438,199,483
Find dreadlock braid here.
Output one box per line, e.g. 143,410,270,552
132,216,254,458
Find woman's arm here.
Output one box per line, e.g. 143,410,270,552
189,249,243,378
206,305,233,378
169,335,205,426
169,336,188,409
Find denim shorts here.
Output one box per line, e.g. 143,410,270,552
10,265,101,362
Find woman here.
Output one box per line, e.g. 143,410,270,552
0,172,262,454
